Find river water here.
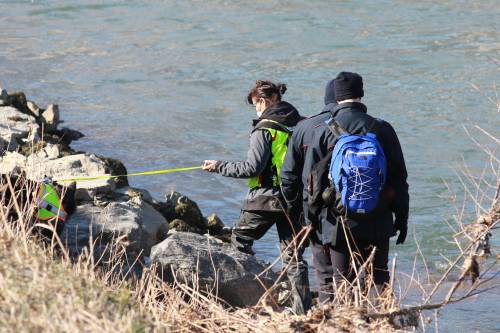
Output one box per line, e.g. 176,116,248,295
1,0,499,331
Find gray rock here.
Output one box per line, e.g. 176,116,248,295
41,104,60,131
150,232,277,307
138,199,170,254
206,213,225,235
26,101,41,117
114,186,155,204
74,179,116,202
0,106,39,151
62,198,169,259
31,143,61,160
61,203,101,258
0,151,25,173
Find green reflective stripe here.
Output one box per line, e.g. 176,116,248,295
37,208,56,220
248,175,260,188
248,125,289,189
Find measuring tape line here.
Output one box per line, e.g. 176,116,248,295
55,165,203,183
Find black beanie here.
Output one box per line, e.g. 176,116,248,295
333,72,364,101
324,79,336,105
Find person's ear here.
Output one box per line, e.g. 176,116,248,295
261,98,268,110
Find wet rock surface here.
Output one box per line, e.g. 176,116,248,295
150,231,277,308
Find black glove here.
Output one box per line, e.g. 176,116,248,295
395,220,407,245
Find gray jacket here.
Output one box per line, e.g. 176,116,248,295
217,129,282,211
215,101,303,212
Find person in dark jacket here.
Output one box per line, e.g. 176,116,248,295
202,80,311,314
280,79,337,302
281,79,337,226
302,72,409,301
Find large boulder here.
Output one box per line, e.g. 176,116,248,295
0,106,39,153
61,198,169,259
150,232,277,307
94,198,169,256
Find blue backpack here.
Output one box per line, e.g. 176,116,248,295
327,118,387,217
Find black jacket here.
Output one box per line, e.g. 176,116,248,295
304,102,409,245
216,101,302,211
280,102,337,222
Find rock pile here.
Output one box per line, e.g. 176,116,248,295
0,87,275,307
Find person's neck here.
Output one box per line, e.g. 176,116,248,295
338,98,361,104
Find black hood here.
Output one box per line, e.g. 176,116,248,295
252,101,303,127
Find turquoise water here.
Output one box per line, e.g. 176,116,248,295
1,1,499,331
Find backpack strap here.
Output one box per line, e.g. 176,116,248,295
252,119,291,134
325,117,348,139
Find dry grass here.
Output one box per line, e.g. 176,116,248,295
1,179,496,333
0,211,406,333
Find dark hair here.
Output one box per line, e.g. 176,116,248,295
247,80,287,104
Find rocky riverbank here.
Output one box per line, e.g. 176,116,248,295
0,88,277,308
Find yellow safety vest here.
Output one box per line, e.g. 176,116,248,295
248,120,290,189
35,183,67,221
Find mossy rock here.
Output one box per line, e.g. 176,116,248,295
152,201,176,222
168,219,204,234
7,91,29,115
206,213,225,235
97,155,129,188
160,192,208,235
174,197,207,234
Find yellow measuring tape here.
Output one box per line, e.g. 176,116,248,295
56,165,203,183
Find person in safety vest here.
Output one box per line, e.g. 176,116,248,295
202,80,311,314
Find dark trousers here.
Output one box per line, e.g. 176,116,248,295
311,237,390,303
231,210,311,314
